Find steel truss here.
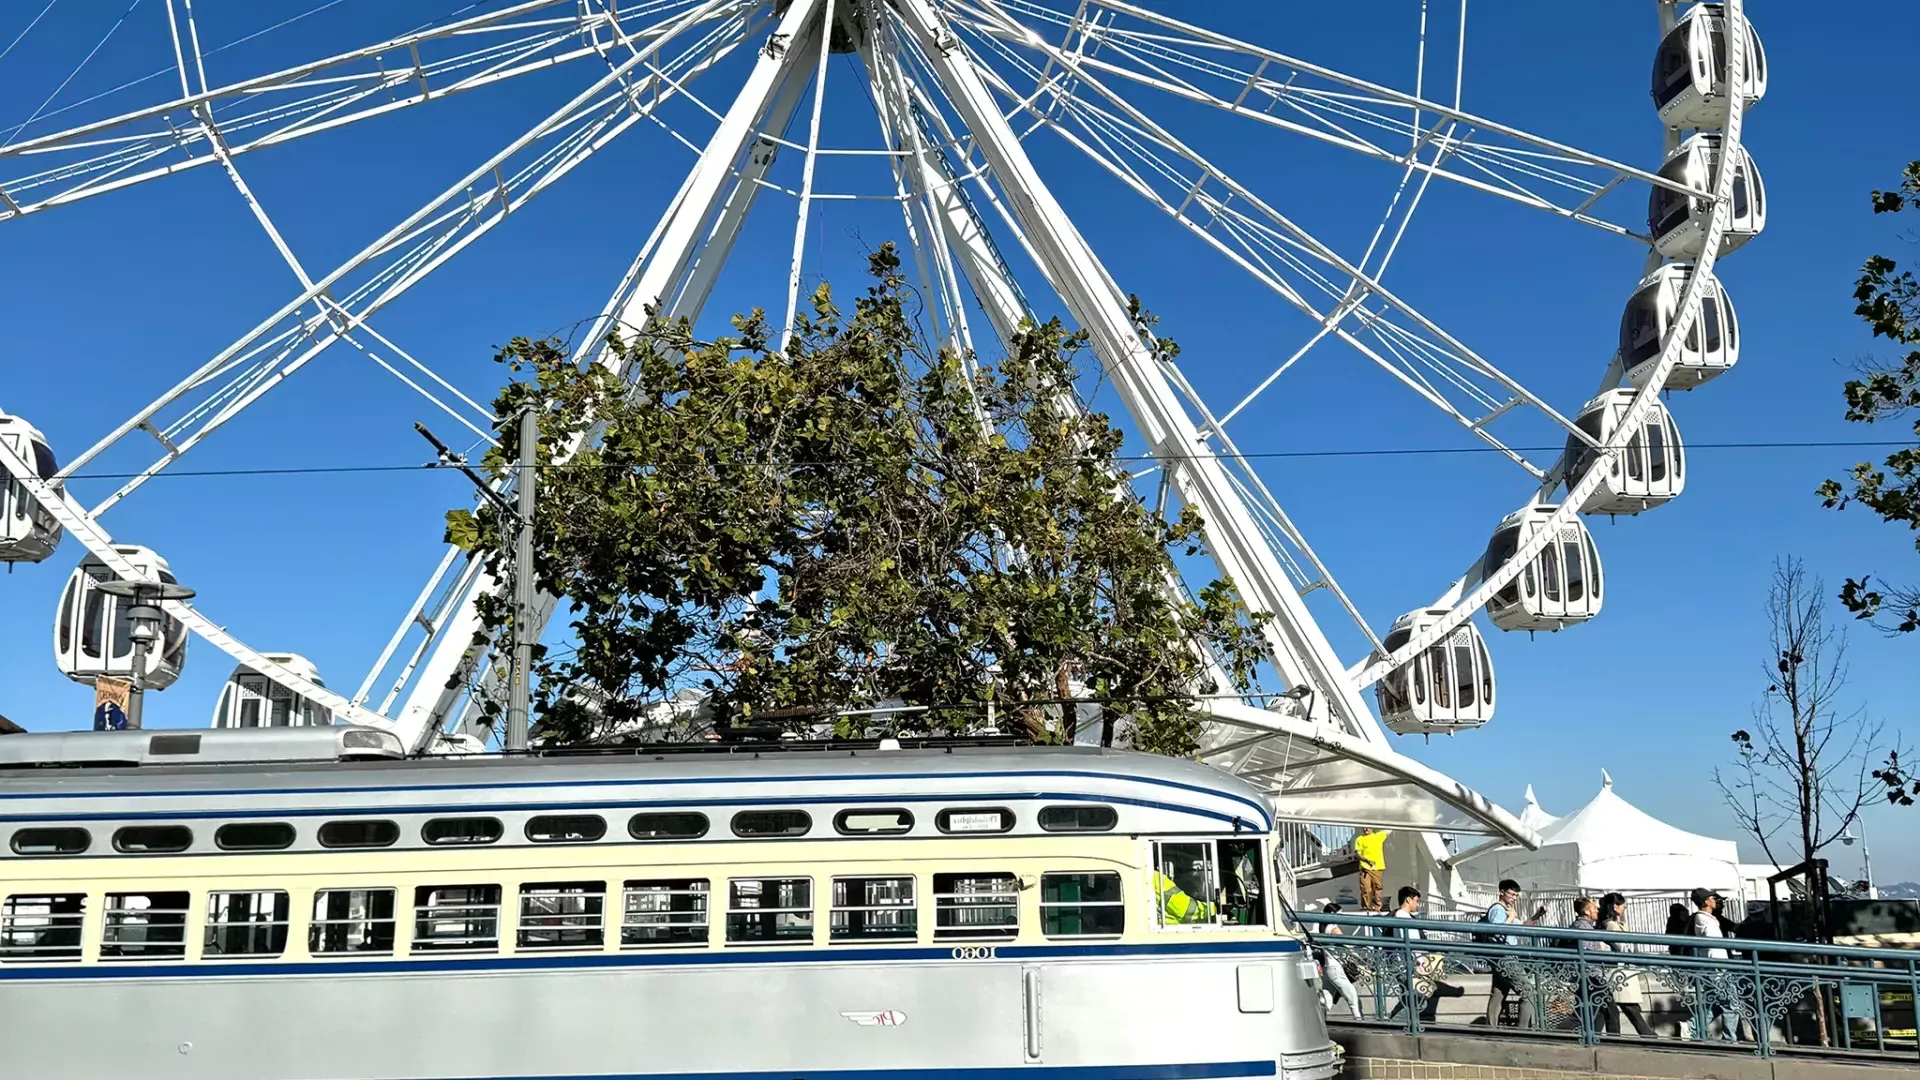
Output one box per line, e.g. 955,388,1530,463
1,0,1754,859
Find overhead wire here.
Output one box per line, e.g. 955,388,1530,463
46,439,1920,483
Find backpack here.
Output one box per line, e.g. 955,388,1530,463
1471,911,1504,945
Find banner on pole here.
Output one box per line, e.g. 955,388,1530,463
94,677,132,731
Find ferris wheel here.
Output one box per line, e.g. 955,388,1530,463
0,0,1764,852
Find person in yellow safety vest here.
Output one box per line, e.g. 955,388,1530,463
1153,871,1217,924
1354,830,1388,911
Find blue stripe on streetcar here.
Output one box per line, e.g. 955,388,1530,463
424,1064,1277,1080
0,938,1302,981
0,769,1272,830
0,790,1260,832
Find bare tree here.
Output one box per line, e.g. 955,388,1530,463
1714,558,1891,927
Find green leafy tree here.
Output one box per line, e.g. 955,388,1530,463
1818,161,1920,634
447,244,1267,753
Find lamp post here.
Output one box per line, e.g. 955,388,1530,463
93,578,196,730
1841,822,1877,900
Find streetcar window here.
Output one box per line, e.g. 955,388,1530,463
935,808,1013,834
101,891,190,960
310,888,396,955
518,881,605,951
318,820,399,849
830,876,917,943
834,808,913,836
1040,872,1124,938
933,872,1019,941
1152,841,1219,927
525,815,606,844
422,817,503,846
113,825,193,854
731,810,812,838
622,879,709,948
413,885,501,953
1,893,85,962
9,827,89,856
628,812,709,840
215,822,295,851
726,877,813,945
1218,839,1268,927
204,890,290,958
1037,805,1117,832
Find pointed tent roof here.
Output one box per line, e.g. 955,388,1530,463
1535,770,1737,865
1518,784,1559,833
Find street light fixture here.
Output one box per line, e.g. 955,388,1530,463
93,578,196,730
1840,822,1877,900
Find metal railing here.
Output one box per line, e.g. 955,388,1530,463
1297,910,1920,1060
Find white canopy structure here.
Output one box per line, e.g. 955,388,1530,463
1454,771,1741,904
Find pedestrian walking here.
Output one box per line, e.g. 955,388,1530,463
1386,886,1431,1021
1691,888,1749,1043
1481,879,1541,1029
1569,896,1615,1035
1315,903,1363,1020
1598,893,1655,1037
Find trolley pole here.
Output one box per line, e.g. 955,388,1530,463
506,405,537,753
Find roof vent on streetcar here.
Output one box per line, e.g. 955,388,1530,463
1374,607,1495,736
0,726,403,768
1618,263,1739,391
1651,3,1766,131
1482,505,1604,634
1562,389,1686,516
211,653,333,729
52,546,188,690
0,414,63,565
1648,133,1766,261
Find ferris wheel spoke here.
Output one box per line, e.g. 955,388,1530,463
58,3,756,518
0,0,731,225
944,0,1691,238
950,27,1581,476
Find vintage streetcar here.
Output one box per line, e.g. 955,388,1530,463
0,727,1337,1080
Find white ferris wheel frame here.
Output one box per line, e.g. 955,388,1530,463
0,0,1753,851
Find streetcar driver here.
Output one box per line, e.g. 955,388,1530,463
1153,869,1218,924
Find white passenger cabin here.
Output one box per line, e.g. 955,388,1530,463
1563,389,1686,516
1619,263,1739,391
0,415,62,564
1483,505,1604,633
1652,3,1766,131
211,653,333,729
53,546,188,689
1374,607,1495,736
1649,133,1766,260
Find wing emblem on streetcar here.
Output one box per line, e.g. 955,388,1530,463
840,1010,908,1027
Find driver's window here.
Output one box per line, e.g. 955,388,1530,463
1151,841,1217,928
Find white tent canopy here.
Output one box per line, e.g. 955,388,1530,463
1455,771,1741,902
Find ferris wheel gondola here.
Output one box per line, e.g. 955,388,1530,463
1564,389,1687,516
0,415,62,564
212,654,334,729
1375,608,1496,736
1649,133,1766,260
1652,3,1766,131
1619,263,1740,391
1483,506,1604,634
53,546,188,690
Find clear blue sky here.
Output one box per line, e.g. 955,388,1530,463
1,2,1915,879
